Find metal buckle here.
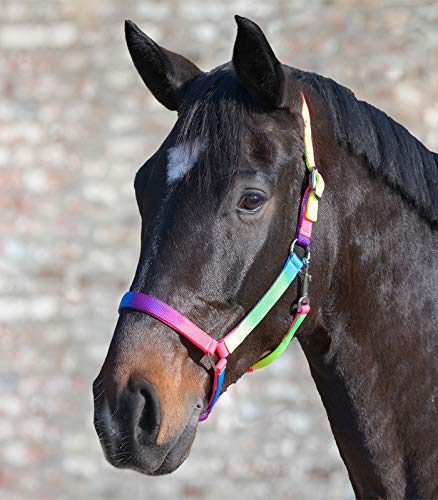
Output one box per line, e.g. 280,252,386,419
309,168,317,191
294,295,308,313
300,267,311,303
291,261,312,314
309,168,323,201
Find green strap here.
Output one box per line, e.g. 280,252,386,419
224,253,304,354
250,312,308,370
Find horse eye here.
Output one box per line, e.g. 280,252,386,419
238,192,265,212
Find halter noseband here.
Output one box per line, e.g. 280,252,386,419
118,94,325,420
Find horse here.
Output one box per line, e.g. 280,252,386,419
93,16,438,498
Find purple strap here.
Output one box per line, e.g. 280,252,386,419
296,186,312,247
119,292,219,356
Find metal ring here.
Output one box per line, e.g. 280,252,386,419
298,296,308,308
290,239,311,261
289,238,298,256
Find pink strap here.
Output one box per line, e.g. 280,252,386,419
119,292,219,356
296,186,313,247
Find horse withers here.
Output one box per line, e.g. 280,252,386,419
93,16,438,498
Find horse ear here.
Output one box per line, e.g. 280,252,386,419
232,16,286,109
125,20,202,111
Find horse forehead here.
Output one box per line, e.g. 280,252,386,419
166,139,203,185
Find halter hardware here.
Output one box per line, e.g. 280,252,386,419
289,238,310,260
310,168,318,191
118,93,324,420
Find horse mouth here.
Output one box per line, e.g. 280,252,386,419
137,412,198,476
144,424,196,475
94,395,200,476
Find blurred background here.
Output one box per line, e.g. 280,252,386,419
0,1,437,499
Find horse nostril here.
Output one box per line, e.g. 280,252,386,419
129,380,162,446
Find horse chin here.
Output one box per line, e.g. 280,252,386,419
148,435,196,475
141,417,198,476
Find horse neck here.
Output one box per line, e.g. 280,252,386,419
298,96,438,498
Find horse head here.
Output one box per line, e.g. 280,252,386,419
93,16,327,475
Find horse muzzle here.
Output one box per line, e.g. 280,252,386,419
92,374,202,475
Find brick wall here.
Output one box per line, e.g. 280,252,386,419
0,1,436,499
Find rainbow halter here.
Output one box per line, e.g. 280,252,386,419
119,94,325,420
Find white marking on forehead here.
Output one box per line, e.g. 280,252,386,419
167,140,202,185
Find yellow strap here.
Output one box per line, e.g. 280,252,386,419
305,174,325,222
301,94,315,172
306,193,319,222
301,94,325,221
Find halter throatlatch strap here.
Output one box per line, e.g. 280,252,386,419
220,253,304,355
118,92,324,420
251,303,310,369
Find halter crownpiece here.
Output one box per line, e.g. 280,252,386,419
118,93,324,420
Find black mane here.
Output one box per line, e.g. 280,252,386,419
294,69,438,226
179,64,438,225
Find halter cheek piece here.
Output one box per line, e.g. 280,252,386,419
118,94,325,421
